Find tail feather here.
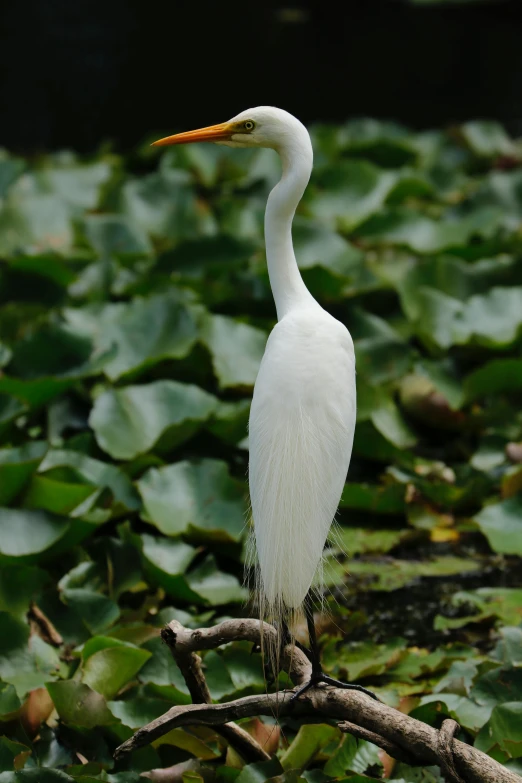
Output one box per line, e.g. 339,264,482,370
247,405,352,672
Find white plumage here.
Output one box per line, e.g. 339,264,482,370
153,106,356,647
249,308,355,617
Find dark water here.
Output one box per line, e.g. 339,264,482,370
2,0,522,153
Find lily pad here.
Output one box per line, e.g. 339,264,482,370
65,293,200,381
201,313,266,390
0,509,69,559
46,681,116,728
90,380,217,460
474,496,522,556
137,459,245,541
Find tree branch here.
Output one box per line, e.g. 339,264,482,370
114,619,518,783
160,620,272,764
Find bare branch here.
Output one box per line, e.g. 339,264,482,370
338,720,421,766
114,618,518,783
161,620,272,763
438,719,467,783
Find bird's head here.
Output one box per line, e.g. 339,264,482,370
152,106,306,151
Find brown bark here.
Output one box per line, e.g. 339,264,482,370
113,618,518,783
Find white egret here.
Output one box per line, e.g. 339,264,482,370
153,108,375,700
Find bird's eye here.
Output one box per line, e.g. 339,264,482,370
244,120,255,131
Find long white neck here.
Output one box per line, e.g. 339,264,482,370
265,130,316,320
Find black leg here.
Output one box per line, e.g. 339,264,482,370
289,592,379,703
280,618,313,661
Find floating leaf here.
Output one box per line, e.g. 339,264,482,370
0,565,48,619
83,214,152,256
201,314,266,390
0,441,47,505
65,293,200,381
339,483,406,514
60,589,120,635
46,681,116,728
0,613,61,698
281,724,339,771
435,588,522,630
475,702,522,759
0,509,69,559
187,556,247,605
38,449,140,512
81,644,151,699
137,459,245,541
310,160,397,231
474,496,522,555
138,533,201,602
90,380,217,460
464,359,522,401
461,121,516,158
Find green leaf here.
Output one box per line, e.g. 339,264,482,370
461,121,516,158
81,644,151,699
0,613,62,698
222,645,265,692
153,727,219,759
281,724,339,771
371,398,417,449
187,556,247,605
0,682,22,717
336,527,408,556
137,459,245,541
474,497,522,556
0,193,72,256
61,589,120,635
413,286,522,349
207,399,250,445
323,638,405,681
65,293,200,381
0,441,47,504
0,772,76,782
122,169,203,240
0,155,24,197
0,346,115,409
138,637,191,698
46,680,116,728
464,359,522,401
342,557,480,593
235,759,283,783
356,209,468,253
475,702,522,758
201,314,266,390
0,565,48,618
310,161,397,231
107,696,172,728
139,534,201,601
38,161,111,210
0,509,69,559
339,483,406,515
323,734,358,777
90,380,217,460
491,626,522,667
23,475,98,515
472,666,522,713
293,218,363,276
0,736,30,773
83,214,152,256
435,588,522,629
38,449,140,512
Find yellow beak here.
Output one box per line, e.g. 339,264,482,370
152,121,234,147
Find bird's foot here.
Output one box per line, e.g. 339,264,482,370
290,670,379,703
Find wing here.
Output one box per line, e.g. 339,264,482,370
248,311,356,613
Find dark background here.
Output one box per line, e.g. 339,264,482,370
1,0,521,153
